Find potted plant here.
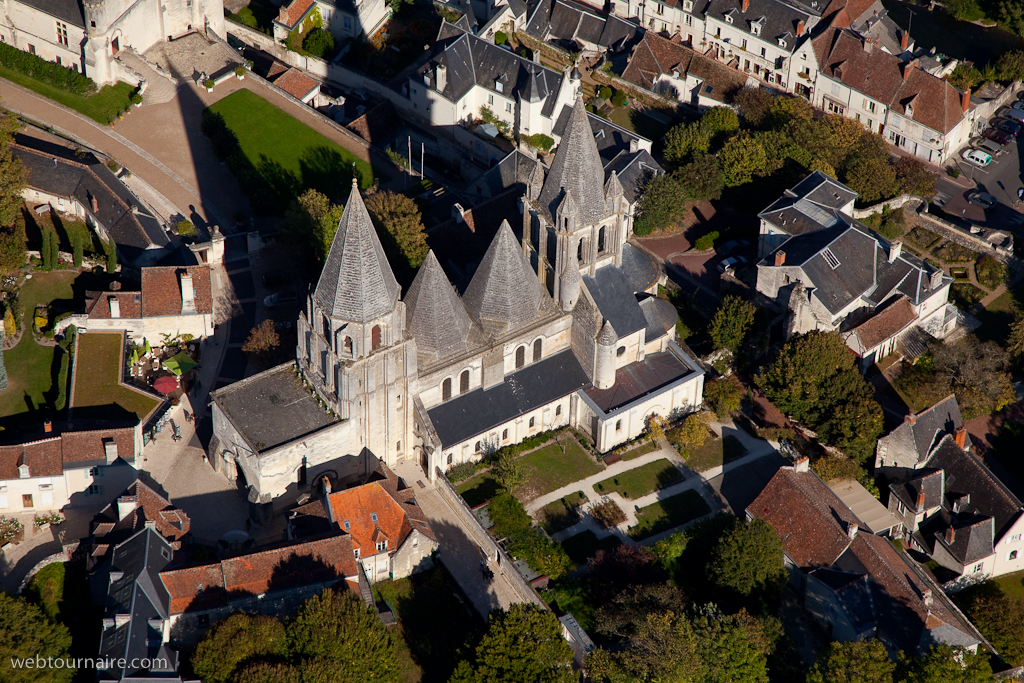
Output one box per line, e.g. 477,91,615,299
204,78,215,92
235,65,245,80
131,93,143,108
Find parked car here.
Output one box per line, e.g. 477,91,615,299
1013,100,1024,111
975,138,1004,156
982,128,1013,145
1005,108,1024,124
264,291,299,308
717,239,750,256
968,191,997,209
962,149,994,167
718,255,747,273
994,118,1022,136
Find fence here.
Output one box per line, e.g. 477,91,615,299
433,467,548,610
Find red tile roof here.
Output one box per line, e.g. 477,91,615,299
61,427,136,464
160,535,358,614
273,68,320,102
86,290,143,319
0,438,64,479
90,479,190,554
140,265,213,318
277,0,316,30
622,32,746,103
847,295,917,353
892,66,967,135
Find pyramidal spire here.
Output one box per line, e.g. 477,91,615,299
539,97,607,225
404,250,473,360
313,182,400,323
463,220,543,333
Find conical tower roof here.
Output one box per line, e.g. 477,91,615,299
405,250,473,360
463,220,543,333
314,181,400,323
539,97,607,225
598,319,618,345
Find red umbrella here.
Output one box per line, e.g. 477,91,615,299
153,376,179,394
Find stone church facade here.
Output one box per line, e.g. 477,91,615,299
210,98,704,521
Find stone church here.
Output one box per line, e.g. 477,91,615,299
210,98,705,521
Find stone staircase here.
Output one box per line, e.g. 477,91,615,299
117,50,179,105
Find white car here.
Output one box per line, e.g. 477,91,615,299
962,149,993,167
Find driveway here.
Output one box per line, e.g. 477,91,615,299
942,117,1024,233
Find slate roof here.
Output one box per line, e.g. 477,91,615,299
139,266,213,317
90,480,190,563
462,220,545,334
552,104,650,166
584,345,700,413
845,295,916,353
525,0,638,49
808,568,875,632
604,150,663,205
416,21,565,119
210,364,337,453
704,0,813,53
314,183,400,323
0,438,63,479
582,266,649,338
758,171,856,237
427,349,590,447
19,0,83,27
621,242,663,293
889,468,944,514
159,535,359,615
640,296,679,341
474,150,545,201
933,516,995,566
404,250,474,362
876,395,964,469
272,68,319,100
540,98,609,223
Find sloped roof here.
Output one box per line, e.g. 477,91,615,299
582,266,649,338
934,516,995,565
704,0,813,53
889,469,945,513
551,104,649,165
526,0,638,48
808,568,875,632
891,64,967,135
846,295,916,353
462,220,544,334
90,479,190,558
0,438,63,478
86,290,143,319
313,183,400,323
272,68,320,101
140,265,213,317
404,250,474,361
622,30,694,91
276,0,315,29
584,345,699,413
60,426,136,465
19,0,83,26
539,98,608,223
876,394,964,468
759,171,856,237
604,150,663,205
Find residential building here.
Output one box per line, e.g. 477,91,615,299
749,462,984,654
0,0,224,85
210,97,703,521
523,0,639,56
87,478,191,569
0,426,139,513
290,462,438,583
615,0,704,46
874,394,966,474
12,134,171,267
274,0,389,45
755,172,956,369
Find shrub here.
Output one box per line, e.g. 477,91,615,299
494,31,508,45
71,230,83,267
598,86,612,101
40,229,53,270
235,65,246,77
949,166,961,178
0,516,22,544
3,308,14,338
489,493,572,579
976,255,1008,290
130,93,142,105
446,461,478,483
0,42,97,95
524,133,555,152
694,230,719,251
103,237,117,273
302,28,334,58
611,89,627,107
590,499,627,528
106,159,120,172
54,333,73,411
204,79,215,90
175,220,197,237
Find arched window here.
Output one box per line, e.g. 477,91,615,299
533,338,542,362
475,441,482,453
322,315,330,340
598,226,606,253
343,336,353,356
515,346,525,368
555,404,562,416
615,420,622,431
529,417,536,428
442,378,452,401
617,345,626,357
460,370,470,394
371,325,382,350
502,429,508,440
577,238,583,263
447,453,453,465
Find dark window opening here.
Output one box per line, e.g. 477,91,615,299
371,325,382,349
598,226,606,253
515,346,525,368
460,370,470,394
533,338,542,361
442,378,452,401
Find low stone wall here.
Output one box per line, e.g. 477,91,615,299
851,194,917,219
916,209,1014,259
433,468,548,610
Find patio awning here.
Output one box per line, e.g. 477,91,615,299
164,352,198,376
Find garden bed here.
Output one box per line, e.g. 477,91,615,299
537,491,588,534
592,459,682,499
682,435,747,473
933,240,979,263
628,489,711,540
950,282,985,308
560,530,621,566
905,226,942,250
0,65,135,124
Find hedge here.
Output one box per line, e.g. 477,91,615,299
0,43,96,95
489,492,572,579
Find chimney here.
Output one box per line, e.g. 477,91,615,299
930,268,943,289
961,89,970,113
916,488,925,510
43,420,52,433
104,439,119,464
179,273,196,315
923,589,933,607
864,38,872,54
902,61,914,81
452,203,467,223
90,194,98,213
774,250,786,266
900,30,909,50
888,241,902,263
741,0,749,11
794,456,809,473
797,19,805,35
108,296,120,319
847,522,859,540
116,495,137,521
629,138,639,153
945,526,956,545
955,427,967,449
905,413,917,425
436,63,447,92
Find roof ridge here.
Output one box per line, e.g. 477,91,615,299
462,220,544,332
405,250,474,360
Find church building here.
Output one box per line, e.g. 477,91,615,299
210,97,704,521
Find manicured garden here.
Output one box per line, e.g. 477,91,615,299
537,491,588,534
620,440,658,461
519,439,603,500
628,489,711,540
593,459,682,499
682,434,747,473
0,65,136,124
70,331,160,420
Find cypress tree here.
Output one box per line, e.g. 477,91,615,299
104,238,117,274
49,229,59,268
40,229,51,270
72,230,82,267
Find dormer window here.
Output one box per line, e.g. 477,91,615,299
751,19,763,35
684,0,692,9
376,540,388,552
495,80,503,93
778,38,787,47
343,520,351,531
725,10,734,22
353,548,360,558
18,464,29,479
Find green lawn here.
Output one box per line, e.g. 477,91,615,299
205,89,376,206
683,435,747,473
621,440,658,461
23,562,64,622
560,530,622,566
593,459,683,499
537,491,588,534
0,67,135,124
629,489,712,540
0,271,78,421
71,331,159,421
520,439,603,500
456,471,500,508
991,570,1024,602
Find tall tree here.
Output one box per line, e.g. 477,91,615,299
963,592,1024,667
895,157,938,197
284,188,344,263
898,645,994,683
709,517,786,605
675,156,724,201
364,190,428,269
449,604,575,683
691,607,770,683
806,639,894,683
709,295,757,352
719,133,772,187
842,134,898,203
190,614,289,683
588,610,702,683
71,229,83,268
929,335,1015,419
0,113,25,229
733,87,775,127
634,172,691,235
0,593,74,683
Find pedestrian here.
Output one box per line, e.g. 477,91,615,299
479,559,486,576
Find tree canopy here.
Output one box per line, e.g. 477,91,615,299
0,593,74,683
897,645,993,683
807,639,894,683
0,113,25,229
364,190,428,269
709,518,786,606
756,330,883,461
283,188,344,263
191,614,289,683
709,295,757,353
634,172,692,235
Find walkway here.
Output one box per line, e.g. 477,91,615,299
117,51,179,106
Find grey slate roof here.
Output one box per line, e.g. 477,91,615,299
933,515,995,565
476,150,546,199
583,265,654,338
603,150,663,204
540,98,609,223
585,346,700,413
640,296,678,340
808,568,875,633
704,0,813,53
525,0,638,49
20,0,84,26
462,220,545,334
889,469,944,514
552,104,650,165
620,242,663,293
427,349,590,447
759,171,857,237
877,395,965,469
314,183,400,323
404,250,474,361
